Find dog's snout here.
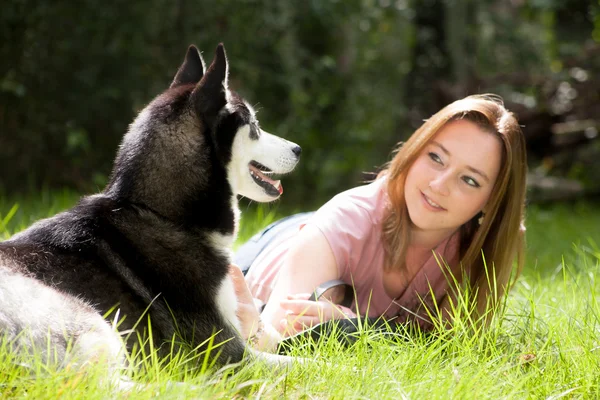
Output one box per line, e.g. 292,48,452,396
291,145,302,157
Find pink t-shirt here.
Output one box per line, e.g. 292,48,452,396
245,178,459,319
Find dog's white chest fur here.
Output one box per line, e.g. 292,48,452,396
215,276,241,333
207,231,242,333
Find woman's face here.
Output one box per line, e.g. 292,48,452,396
404,119,502,244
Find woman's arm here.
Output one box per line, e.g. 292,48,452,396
231,223,357,352
260,224,344,337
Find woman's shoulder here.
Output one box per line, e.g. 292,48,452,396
318,177,388,224
307,179,388,277
334,176,387,198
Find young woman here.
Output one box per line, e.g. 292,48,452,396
230,94,528,351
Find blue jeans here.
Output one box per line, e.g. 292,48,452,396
234,212,314,275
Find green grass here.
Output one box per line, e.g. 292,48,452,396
1,192,599,399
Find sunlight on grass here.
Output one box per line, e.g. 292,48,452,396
0,190,599,398
0,188,82,238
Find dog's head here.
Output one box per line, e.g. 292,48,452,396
171,44,301,202
107,44,301,220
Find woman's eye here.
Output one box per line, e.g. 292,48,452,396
428,152,442,164
463,176,480,188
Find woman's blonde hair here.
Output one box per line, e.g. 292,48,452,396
379,94,527,318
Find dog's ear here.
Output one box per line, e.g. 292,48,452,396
170,45,206,88
192,43,228,124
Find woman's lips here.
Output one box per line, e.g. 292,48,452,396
421,192,446,211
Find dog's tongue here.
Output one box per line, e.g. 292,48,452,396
249,165,283,194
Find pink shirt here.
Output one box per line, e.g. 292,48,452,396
245,178,459,319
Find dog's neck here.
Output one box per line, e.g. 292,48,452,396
106,153,238,235
104,191,240,267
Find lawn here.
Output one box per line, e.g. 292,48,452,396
0,191,599,399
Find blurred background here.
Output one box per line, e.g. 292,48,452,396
1,0,599,212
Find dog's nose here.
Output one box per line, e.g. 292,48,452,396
292,145,302,157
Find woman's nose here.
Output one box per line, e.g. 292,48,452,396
428,173,451,196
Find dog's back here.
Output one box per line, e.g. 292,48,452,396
0,264,124,369
0,190,246,365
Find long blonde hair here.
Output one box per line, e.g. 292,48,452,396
379,94,527,317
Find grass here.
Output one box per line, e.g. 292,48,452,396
0,191,599,399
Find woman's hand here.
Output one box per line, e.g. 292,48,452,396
279,293,356,336
229,264,284,352
228,264,261,341
257,225,341,336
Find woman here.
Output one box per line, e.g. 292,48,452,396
230,94,528,351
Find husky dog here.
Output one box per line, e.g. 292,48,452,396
0,44,301,371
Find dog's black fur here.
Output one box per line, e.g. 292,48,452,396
0,44,300,367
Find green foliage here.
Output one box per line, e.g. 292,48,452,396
1,0,598,210
525,201,600,273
